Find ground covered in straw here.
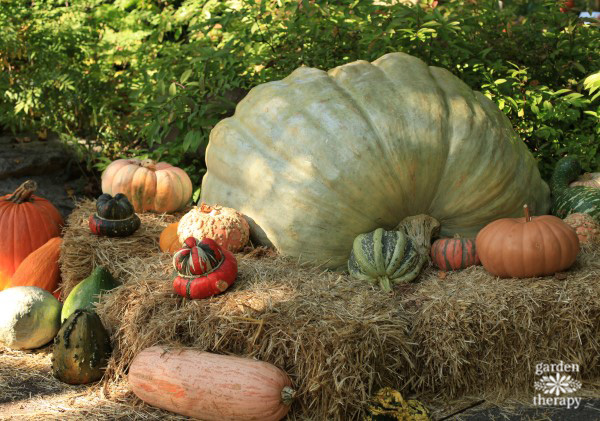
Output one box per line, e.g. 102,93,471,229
2,200,599,420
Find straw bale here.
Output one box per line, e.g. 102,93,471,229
59,201,600,419
97,253,415,420
58,200,185,298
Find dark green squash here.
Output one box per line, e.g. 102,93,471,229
348,228,426,292
551,157,600,222
52,309,112,385
89,193,141,237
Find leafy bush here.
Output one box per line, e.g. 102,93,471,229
1,0,598,189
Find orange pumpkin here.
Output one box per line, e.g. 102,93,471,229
129,347,296,421
177,203,250,252
476,205,579,278
430,235,480,271
0,181,64,290
9,237,62,298
101,158,193,214
159,222,182,253
563,213,600,245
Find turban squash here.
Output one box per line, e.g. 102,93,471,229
89,193,141,237
201,52,550,269
101,158,192,214
0,181,64,290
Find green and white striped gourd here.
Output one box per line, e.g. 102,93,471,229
348,228,426,292
551,157,600,222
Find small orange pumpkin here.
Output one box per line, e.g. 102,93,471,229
159,222,182,253
0,181,64,290
10,237,62,298
430,235,480,271
101,158,193,214
476,205,579,278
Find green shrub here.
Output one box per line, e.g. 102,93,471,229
1,0,598,189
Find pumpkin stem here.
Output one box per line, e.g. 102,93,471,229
523,204,531,222
7,180,37,203
281,386,296,406
141,159,157,170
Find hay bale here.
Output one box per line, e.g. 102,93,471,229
58,200,183,298
97,254,415,420
59,201,600,418
410,248,600,400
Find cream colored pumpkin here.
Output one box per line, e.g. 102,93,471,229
201,52,550,269
569,172,600,189
101,159,192,214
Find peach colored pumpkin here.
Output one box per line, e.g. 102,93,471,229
129,346,296,421
476,205,579,278
159,222,182,253
101,158,193,214
177,203,250,252
9,237,62,299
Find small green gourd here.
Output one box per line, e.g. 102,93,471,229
348,228,426,292
61,266,119,322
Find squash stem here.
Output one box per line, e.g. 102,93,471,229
379,276,392,293
281,386,296,406
523,204,531,222
7,180,37,203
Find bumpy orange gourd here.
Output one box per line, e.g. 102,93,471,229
101,158,193,214
129,346,296,421
563,213,600,245
159,222,182,254
9,237,62,298
476,205,579,278
0,181,64,290
177,204,250,252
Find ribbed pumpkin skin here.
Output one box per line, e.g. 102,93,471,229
129,347,295,421
9,237,62,298
101,159,193,214
551,157,600,222
0,181,64,290
348,228,426,292
159,222,182,253
476,213,580,278
430,237,480,271
201,52,550,269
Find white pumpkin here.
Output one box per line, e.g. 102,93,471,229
201,52,550,269
0,286,62,349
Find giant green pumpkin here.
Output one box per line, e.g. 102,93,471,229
201,52,551,269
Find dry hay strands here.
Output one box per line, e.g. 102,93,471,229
97,254,418,420
408,245,600,402
58,200,184,299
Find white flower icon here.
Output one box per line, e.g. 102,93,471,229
539,374,581,396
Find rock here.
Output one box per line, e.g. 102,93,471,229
0,137,74,180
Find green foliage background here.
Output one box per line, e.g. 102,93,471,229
1,0,599,192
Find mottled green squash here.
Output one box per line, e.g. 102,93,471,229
348,228,426,292
52,309,112,384
551,157,600,222
201,52,550,269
